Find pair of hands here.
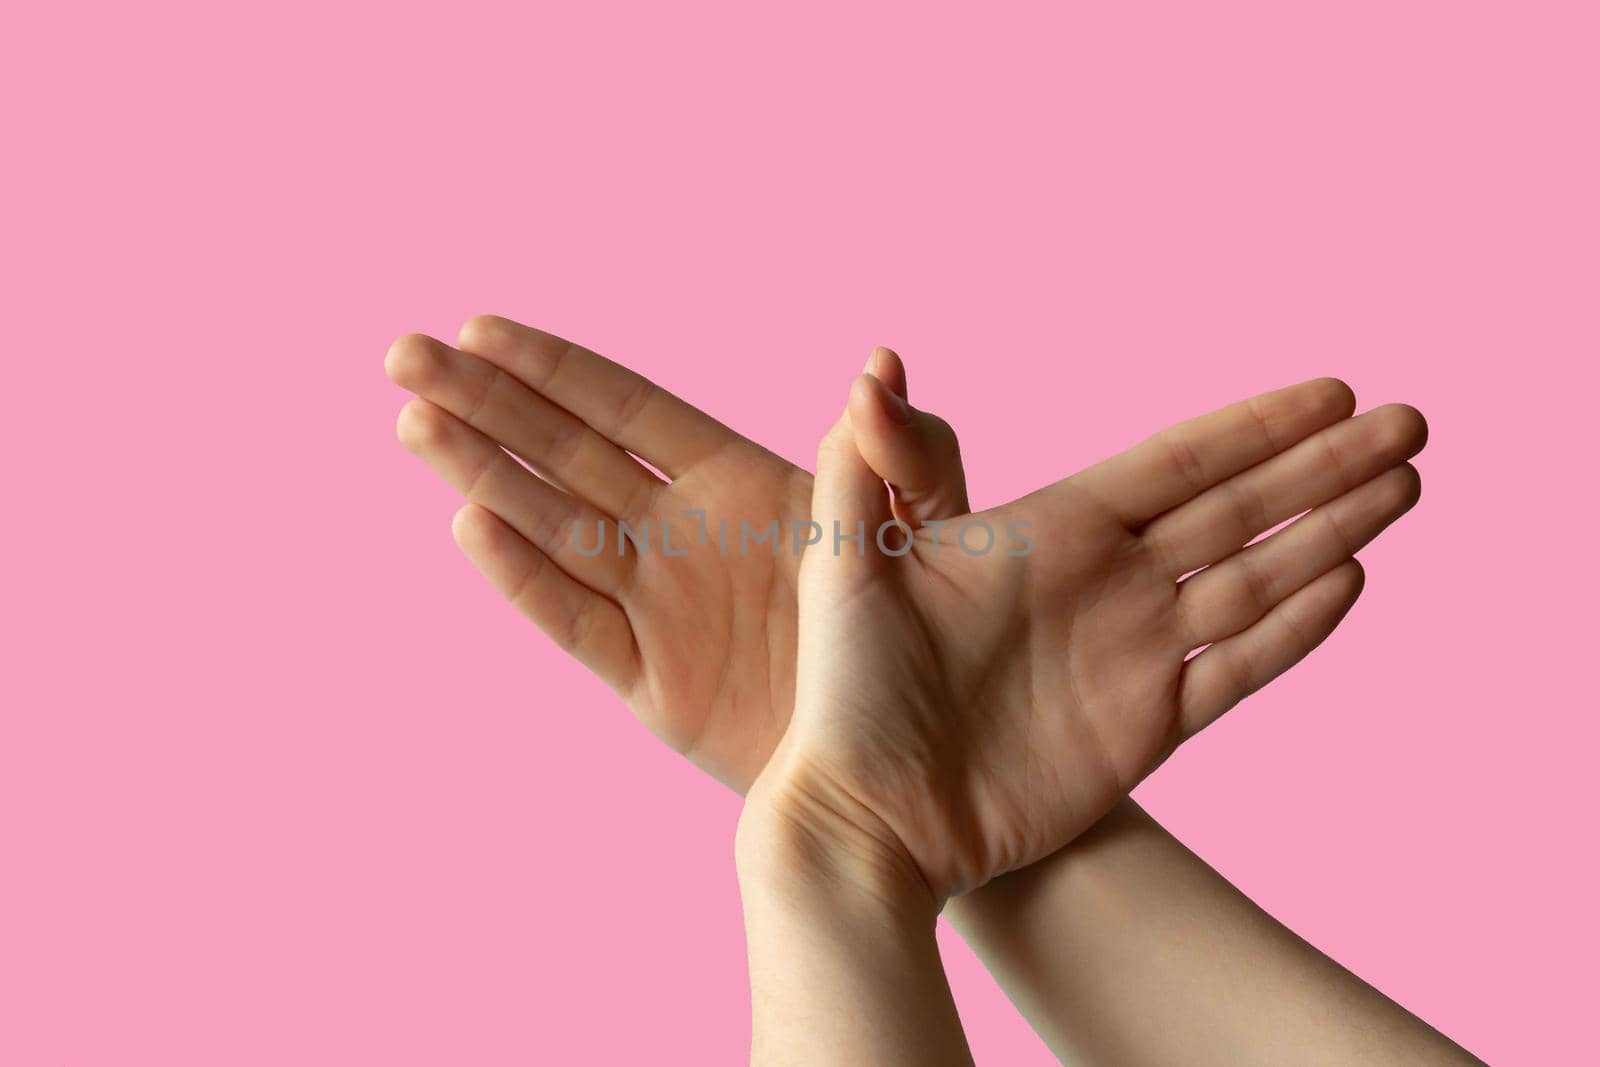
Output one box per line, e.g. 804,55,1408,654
386,316,1425,913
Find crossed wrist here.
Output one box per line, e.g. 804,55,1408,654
736,758,940,929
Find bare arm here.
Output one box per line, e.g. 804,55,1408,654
737,793,974,1067
947,800,1482,1066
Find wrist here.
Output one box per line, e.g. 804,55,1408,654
736,760,940,929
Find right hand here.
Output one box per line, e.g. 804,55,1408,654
750,374,1424,901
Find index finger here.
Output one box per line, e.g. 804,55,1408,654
1070,377,1357,527
456,315,738,478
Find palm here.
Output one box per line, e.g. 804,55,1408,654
385,317,815,791
795,493,1183,894
621,444,810,789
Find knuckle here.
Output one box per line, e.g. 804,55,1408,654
925,412,961,452
538,419,587,475
1226,480,1267,539
1160,429,1208,491
1321,500,1360,556
607,372,654,432
1225,646,1261,699
504,547,550,609
1235,554,1275,612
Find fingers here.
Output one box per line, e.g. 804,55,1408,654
1178,559,1366,737
865,344,909,400
386,333,663,519
1178,464,1420,648
1145,403,1428,576
396,398,632,598
455,315,735,478
808,389,894,570
451,504,639,695
1073,378,1357,527
849,350,970,525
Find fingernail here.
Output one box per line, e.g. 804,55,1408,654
865,346,885,374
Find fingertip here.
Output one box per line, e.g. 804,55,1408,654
865,346,908,399
1316,376,1358,419
451,502,491,548
1392,462,1423,511
395,397,449,453
385,333,443,389
1393,403,1429,454
456,314,514,355
1332,556,1366,601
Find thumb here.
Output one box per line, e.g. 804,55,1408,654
849,347,970,525
809,392,893,572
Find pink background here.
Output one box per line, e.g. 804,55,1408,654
3,3,1595,1063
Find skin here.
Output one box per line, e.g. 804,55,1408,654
385,316,1421,801
953,800,1483,1064
729,389,1449,1064
387,316,809,789
385,317,1476,1062
758,374,1407,903
736,796,975,1066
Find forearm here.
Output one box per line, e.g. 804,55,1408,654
946,800,1480,1066
736,789,974,1067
